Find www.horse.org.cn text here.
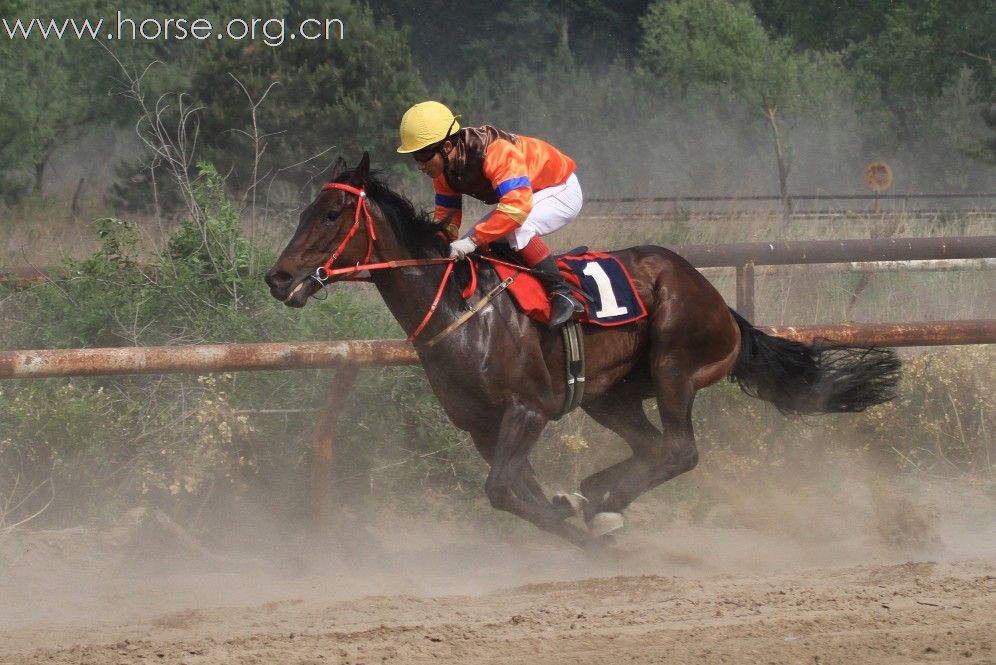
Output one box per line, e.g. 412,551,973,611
2,13,346,47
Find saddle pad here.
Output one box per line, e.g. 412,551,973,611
493,252,647,327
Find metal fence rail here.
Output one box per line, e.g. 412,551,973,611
6,236,995,296
673,236,996,268
0,339,416,379
586,192,996,204
699,259,995,279
2,320,994,381
668,235,996,320
583,193,996,219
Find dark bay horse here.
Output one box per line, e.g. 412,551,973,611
265,154,900,549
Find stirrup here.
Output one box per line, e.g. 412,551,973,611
549,293,583,328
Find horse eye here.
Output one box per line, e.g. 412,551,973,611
325,208,342,222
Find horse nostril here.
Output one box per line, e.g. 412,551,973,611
266,269,293,290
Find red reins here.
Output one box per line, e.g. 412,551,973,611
312,182,532,343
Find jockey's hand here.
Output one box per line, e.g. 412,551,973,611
449,236,478,260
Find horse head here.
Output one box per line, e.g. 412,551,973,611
265,153,375,307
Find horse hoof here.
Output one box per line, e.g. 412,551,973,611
589,512,624,537
552,492,587,518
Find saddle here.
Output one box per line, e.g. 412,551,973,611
489,246,648,327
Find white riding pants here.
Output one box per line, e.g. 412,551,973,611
469,173,583,250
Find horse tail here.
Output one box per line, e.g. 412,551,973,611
728,308,901,415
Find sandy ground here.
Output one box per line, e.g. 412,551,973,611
2,472,994,664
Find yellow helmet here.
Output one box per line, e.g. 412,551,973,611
397,101,461,153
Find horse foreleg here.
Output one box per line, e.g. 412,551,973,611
510,459,550,505
467,425,551,508
472,433,578,524
481,402,593,549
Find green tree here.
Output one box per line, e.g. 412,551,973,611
639,0,847,213
544,0,649,58
0,1,140,200
187,0,425,195
373,0,649,87
752,0,993,102
750,0,894,52
846,1,995,144
754,0,995,164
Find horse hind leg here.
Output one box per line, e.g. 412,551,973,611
579,376,698,529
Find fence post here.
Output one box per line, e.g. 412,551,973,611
309,365,359,528
735,262,756,321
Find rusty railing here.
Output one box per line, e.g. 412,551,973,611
1,321,995,381
7,236,994,321
671,235,996,320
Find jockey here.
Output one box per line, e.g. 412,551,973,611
397,100,584,328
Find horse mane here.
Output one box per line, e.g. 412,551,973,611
333,168,449,258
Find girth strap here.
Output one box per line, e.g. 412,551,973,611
558,321,586,417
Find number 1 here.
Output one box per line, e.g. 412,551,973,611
582,262,628,318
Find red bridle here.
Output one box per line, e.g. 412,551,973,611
312,181,453,341
313,182,378,282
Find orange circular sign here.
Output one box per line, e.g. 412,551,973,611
863,161,893,193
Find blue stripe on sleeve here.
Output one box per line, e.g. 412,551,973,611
435,193,462,209
495,176,531,197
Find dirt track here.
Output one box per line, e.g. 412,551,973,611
2,559,994,664
2,522,994,665
3,467,994,664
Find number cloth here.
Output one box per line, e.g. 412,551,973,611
493,253,648,327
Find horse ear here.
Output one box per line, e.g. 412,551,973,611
351,151,370,186
329,156,348,182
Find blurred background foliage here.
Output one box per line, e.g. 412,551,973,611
1,0,993,208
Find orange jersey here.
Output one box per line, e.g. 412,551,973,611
432,127,576,244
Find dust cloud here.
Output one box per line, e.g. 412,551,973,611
2,435,993,653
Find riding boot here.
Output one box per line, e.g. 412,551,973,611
531,255,584,328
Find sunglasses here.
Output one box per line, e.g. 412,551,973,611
412,146,438,163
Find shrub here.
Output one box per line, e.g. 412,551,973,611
862,348,993,475
0,163,468,530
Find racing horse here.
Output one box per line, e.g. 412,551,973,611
265,153,900,549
